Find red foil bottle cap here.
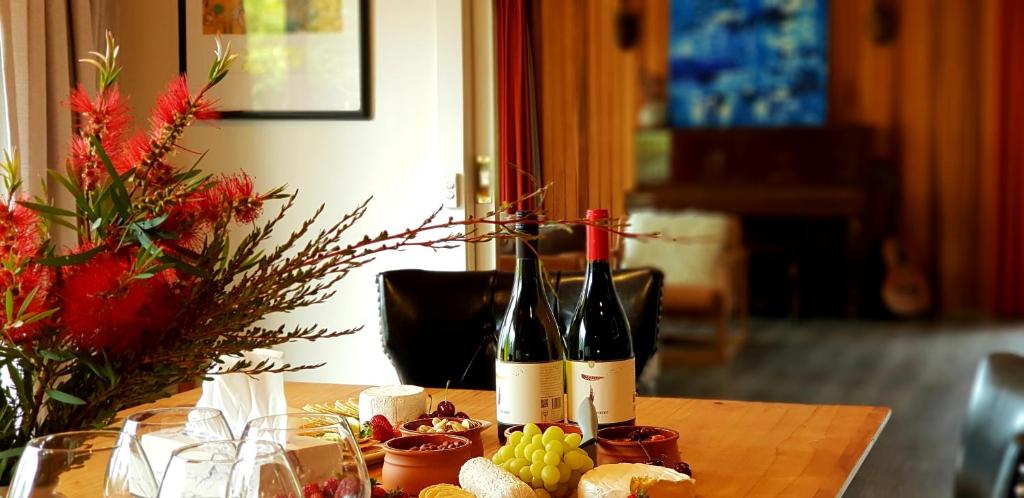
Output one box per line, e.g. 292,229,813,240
586,209,610,261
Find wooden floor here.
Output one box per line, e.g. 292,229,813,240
649,319,1024,498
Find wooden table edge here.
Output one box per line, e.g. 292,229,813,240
836,406,892,497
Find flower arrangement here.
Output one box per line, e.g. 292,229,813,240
0,32,550,479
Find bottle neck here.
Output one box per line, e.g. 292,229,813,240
587,222,610,262
513,238,544,296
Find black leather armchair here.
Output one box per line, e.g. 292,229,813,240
377,268,664,390
955,353,1024,498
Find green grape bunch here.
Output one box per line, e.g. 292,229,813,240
491,423,595,498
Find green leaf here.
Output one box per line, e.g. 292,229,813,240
0,446,24,460
134,214,168,230
3,288,13,321
90,136,131,218
38,350,73,362
46,389,86,405
15,286,38,317
22,308,57,325
37,245,104,267
17,201,77,218
3,289,12,321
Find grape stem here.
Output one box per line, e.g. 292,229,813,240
636,440,654,461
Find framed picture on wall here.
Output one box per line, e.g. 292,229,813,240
178,0,371,119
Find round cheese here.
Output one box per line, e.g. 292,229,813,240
418,483,475,498
577,463,693,498
357,385,427,425
459,457,535,498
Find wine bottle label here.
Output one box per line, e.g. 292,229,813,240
495,360,565,424
566,358,636,424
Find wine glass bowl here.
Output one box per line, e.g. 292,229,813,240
157,439,300,498
241,413,370,498
121,407,234,482
7,430,158,498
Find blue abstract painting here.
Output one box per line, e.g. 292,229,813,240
668,0,829,127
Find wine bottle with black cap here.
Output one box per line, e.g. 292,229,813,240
565,208,636,428
495,211,566,443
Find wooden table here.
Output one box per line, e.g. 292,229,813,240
132,382,890,498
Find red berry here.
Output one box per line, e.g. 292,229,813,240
370,415,397,442
303,483,324,498
321,478,340,494
334,477,360,497
371,424,394,442
370,487,387,498
436,400,456,417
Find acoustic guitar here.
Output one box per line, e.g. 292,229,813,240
881,238,932,317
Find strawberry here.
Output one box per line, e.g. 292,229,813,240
303,483,324,498
320,477,340,495
370,415,396,442
370,478,387,498
333,477,360,497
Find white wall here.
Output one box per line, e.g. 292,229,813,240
115,0,467,385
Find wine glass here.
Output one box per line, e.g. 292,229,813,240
242,413,370,498
7,430,159,498
157,440,300,498
121,407,234,482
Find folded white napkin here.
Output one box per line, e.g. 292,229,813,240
195,348,287,437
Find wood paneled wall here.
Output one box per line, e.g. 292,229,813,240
533,0,636,221
629,0,996,314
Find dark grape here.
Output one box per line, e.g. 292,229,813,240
674,461,692,477
455,411,469,419
645,459,664,467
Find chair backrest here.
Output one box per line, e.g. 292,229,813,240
955,353,1024,498
377,268,664,390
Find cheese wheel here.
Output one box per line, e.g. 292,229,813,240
418,483,476,498
459,457,535,498
357,385,427,425
577,463,695,498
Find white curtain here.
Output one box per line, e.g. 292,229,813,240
0,0,108,247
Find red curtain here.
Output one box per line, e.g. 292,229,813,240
992,0,1024,315
496,0,540,212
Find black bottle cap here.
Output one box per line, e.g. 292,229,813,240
514,210,539,236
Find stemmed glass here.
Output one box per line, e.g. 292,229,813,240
242,413,370,498
121,407,234,483
157,440,301,498
7,430,159,498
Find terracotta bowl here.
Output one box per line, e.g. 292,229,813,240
382,434,473,495
595,426,680,466
399,417,491,457
501,422,582,445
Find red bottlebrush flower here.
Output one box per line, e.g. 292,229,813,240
151,76,218,134
66,84,131,190
60,251,179,353
1,264,54,344
121,133,174,187
0,197,42,259
68,84,130,145
205,173,264,224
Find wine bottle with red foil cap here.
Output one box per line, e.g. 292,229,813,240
496,211,566,443
565,208,636,428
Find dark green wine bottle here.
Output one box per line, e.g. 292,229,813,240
565,208,636,428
